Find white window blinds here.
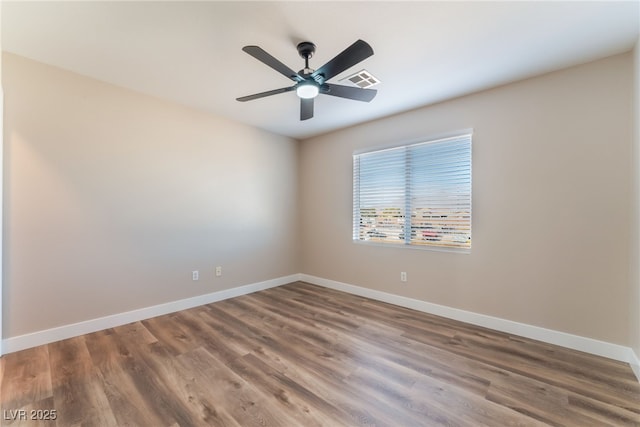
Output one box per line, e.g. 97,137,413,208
353,134,472,251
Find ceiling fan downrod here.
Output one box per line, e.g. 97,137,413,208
297,41,316,73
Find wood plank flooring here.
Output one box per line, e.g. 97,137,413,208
1,281,639,426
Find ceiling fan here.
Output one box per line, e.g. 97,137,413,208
236,39,377,121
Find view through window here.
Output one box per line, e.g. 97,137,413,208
353,133,472,251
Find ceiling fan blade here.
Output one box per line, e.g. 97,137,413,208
321,83,377,102
242,46,303,82
300,97,314,120
236,86,295,102
311,39,374,82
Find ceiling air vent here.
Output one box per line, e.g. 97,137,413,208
341,69,380,89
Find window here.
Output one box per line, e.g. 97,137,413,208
353,133,472,251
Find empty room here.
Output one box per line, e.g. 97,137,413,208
1,1,639,426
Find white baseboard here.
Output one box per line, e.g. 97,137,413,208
299,274,635,366
2,274,301,355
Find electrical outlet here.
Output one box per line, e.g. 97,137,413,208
400,272,407,282
192,270,199,281
215,266,222,277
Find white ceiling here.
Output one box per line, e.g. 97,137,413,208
2,1,639,140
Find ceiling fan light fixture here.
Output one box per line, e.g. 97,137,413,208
296,82,319,99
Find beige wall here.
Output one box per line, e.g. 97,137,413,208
2,53,299,338
300,53,633,346
632,38,640,362
2,49,636,352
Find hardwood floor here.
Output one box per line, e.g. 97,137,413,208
1,281,639,426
